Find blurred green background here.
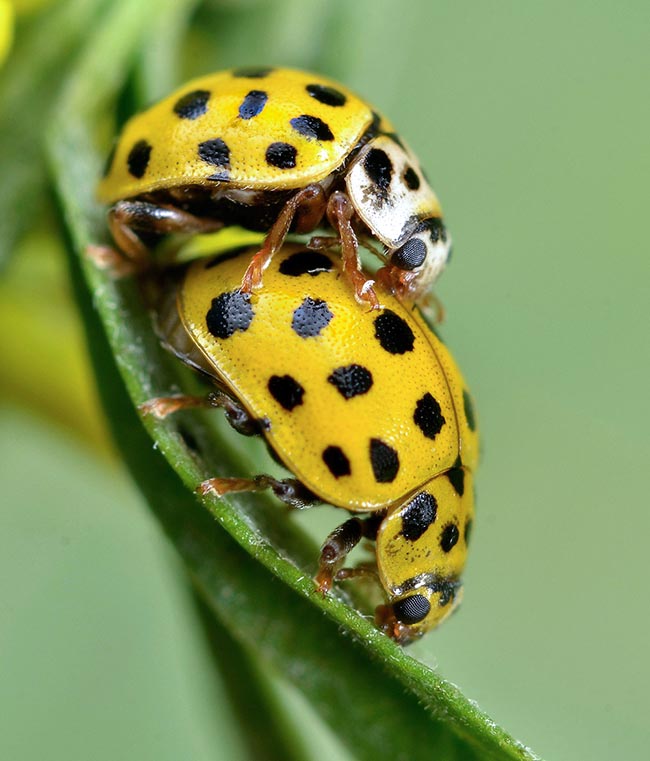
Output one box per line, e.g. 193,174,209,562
2,1,649,759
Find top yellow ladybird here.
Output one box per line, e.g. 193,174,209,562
98,67,451,305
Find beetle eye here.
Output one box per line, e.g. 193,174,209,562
392,237,427,270
393,593,431,624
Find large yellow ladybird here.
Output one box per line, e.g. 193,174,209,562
143,242,477,643
98,67,451,305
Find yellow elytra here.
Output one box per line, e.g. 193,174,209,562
151,242,478,643
98,68,375,199
98,67,450,304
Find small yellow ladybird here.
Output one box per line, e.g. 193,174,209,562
98,67,451,305
142,242,477,643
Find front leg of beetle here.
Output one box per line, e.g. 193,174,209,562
240,184,327,293
315,513,383,593
375,265,446,322
108,200,224,265
325,192,380,310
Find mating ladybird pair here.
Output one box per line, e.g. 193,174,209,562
101,67,475,643
97,66,451,306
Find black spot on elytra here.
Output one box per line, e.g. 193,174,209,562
463,390,476,431
413,392,446,440
198,138,230,168
393,594,431,624
403,165,420,190
364,147,393,193
232,66,273,78
401,492,438,541
446,467,465,497
238,90,268,119
322,446,351,478
440,523,460,553
392,238,427,271
306,83,347,107
265,142,297,169
127,139,152,178
290,114,334,141
206,290,253,338
369,438,399,483
292,297,333,338
279,250,332,277
268,375,304,411
374,310,415,354
328,365,373,399
173,89,210,120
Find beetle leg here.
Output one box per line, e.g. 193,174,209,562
325,192,380,310
240,184,327,292
315,512,385,593
85,243,142,277
140,390,264,437
198,475,319,510
334,566,379,583
374,264,446,320
417,289,446,324
306,235,341,252
139,394,212,418
109,200,223,265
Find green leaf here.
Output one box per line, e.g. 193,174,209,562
191,589,312,761
45,3,540,759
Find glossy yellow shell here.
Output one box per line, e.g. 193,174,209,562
177,243,476,511
98,67,375,204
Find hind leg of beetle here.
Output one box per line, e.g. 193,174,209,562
108,200,224,266
198,474,319,510
240,184,327,292
325,192,379,310
140,389,262,436
315,513,384,593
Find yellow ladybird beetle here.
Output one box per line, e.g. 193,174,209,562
142,242,478,643
98,67,451,306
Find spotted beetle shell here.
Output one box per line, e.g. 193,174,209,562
177,243,477,511
97,68,375,203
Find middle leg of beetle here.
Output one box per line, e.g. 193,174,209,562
199,474,319,510
240,184,327,292
140,389,262,436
